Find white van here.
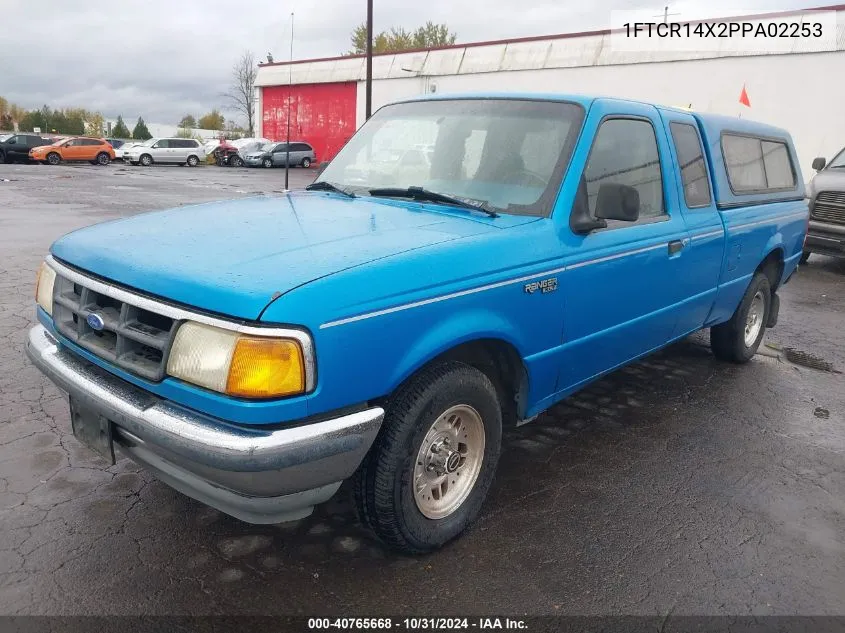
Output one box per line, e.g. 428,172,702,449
125,138,206,167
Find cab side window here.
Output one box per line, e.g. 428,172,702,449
669,122,712,208
583,118,665,222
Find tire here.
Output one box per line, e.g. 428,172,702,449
96,152,110,166
710,272,771,363
187,155,199,167
262,157,273,168
353,361,502,553
229,155,244,167
139,154,152,167
0,151,6,164
799,251,811,265
46,152,61,166
301,157,312,168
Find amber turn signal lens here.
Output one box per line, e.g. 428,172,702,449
226,336,305,398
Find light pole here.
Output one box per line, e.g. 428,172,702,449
365,0,373,119
285,12,294,191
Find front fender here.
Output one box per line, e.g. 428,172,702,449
388,308,526,391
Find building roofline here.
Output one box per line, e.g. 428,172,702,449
258,4,845,68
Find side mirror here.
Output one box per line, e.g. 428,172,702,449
7,138,15,145
595,183,640,222
812,157,826,171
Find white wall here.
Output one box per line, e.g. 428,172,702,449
354,50,845,179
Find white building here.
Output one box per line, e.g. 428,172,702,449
255,6,845,176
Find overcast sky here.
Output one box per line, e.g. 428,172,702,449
1,0,803,126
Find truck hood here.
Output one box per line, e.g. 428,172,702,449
50,192,532,320
810,168,845,195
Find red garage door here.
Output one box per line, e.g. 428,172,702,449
262,82,357,163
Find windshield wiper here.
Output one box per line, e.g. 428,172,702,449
305,181,356,197
368,186,498,218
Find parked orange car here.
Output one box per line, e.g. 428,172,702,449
29,137,116,166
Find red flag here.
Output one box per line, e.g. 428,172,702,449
739,85,751,108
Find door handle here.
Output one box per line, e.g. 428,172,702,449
668,240,685,255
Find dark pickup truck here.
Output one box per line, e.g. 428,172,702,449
0,133,55,164
804,148,845,261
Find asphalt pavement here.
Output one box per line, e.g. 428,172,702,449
0,162,843,617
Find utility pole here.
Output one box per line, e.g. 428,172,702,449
365,0,373,119
653,5,680,23
285,12,294,191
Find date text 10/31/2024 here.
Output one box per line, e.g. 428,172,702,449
307,618,528,630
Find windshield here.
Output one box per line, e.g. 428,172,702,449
141,138,157,146
315,98,584,217
828,147,845,168
0,134,11,142
260,143,274,151
52,138,68,146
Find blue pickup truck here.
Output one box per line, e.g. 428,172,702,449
26,94,808,553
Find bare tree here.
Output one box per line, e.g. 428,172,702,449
225,51,258,137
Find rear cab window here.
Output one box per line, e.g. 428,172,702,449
722,133,797,194
669,122,712,208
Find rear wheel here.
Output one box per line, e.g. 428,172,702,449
46,152,61,166
139,154,153,167
96,152,110,166
301,157,312,168
799,251,811,265
353,361,502,553
710,272,771,363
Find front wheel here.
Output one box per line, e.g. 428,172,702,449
710,272,771,363
139,154,153,167
799,251,811,265
262,157,273,168
46,152,61,166
187,155,199,167
354,361,502,553
229,155,243,167
0,151,6,164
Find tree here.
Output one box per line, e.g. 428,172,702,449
111,115,130,138
348,21,456,54
85,112,105,136
224,51,257,137
132,117,152,140
198,109,225,130
178,114,196,129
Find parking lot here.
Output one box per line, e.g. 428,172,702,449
1,162,844,616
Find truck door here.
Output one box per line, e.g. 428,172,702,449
659,110,724,336
556,99,693,392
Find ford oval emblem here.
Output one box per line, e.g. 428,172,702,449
86,313,105,331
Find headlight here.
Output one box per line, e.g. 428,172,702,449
35,261,56,315
166,321,306,398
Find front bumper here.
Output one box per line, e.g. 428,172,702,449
242,156,263,166
25,324,384,523
806,220,845,258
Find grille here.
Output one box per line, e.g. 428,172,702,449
813,191,845,225
52,274,178,381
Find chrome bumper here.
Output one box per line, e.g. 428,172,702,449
25,324,384,523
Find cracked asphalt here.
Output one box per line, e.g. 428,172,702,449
1,162,843,616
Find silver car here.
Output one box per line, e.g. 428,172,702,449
242,141,316,168
125,138,206,167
